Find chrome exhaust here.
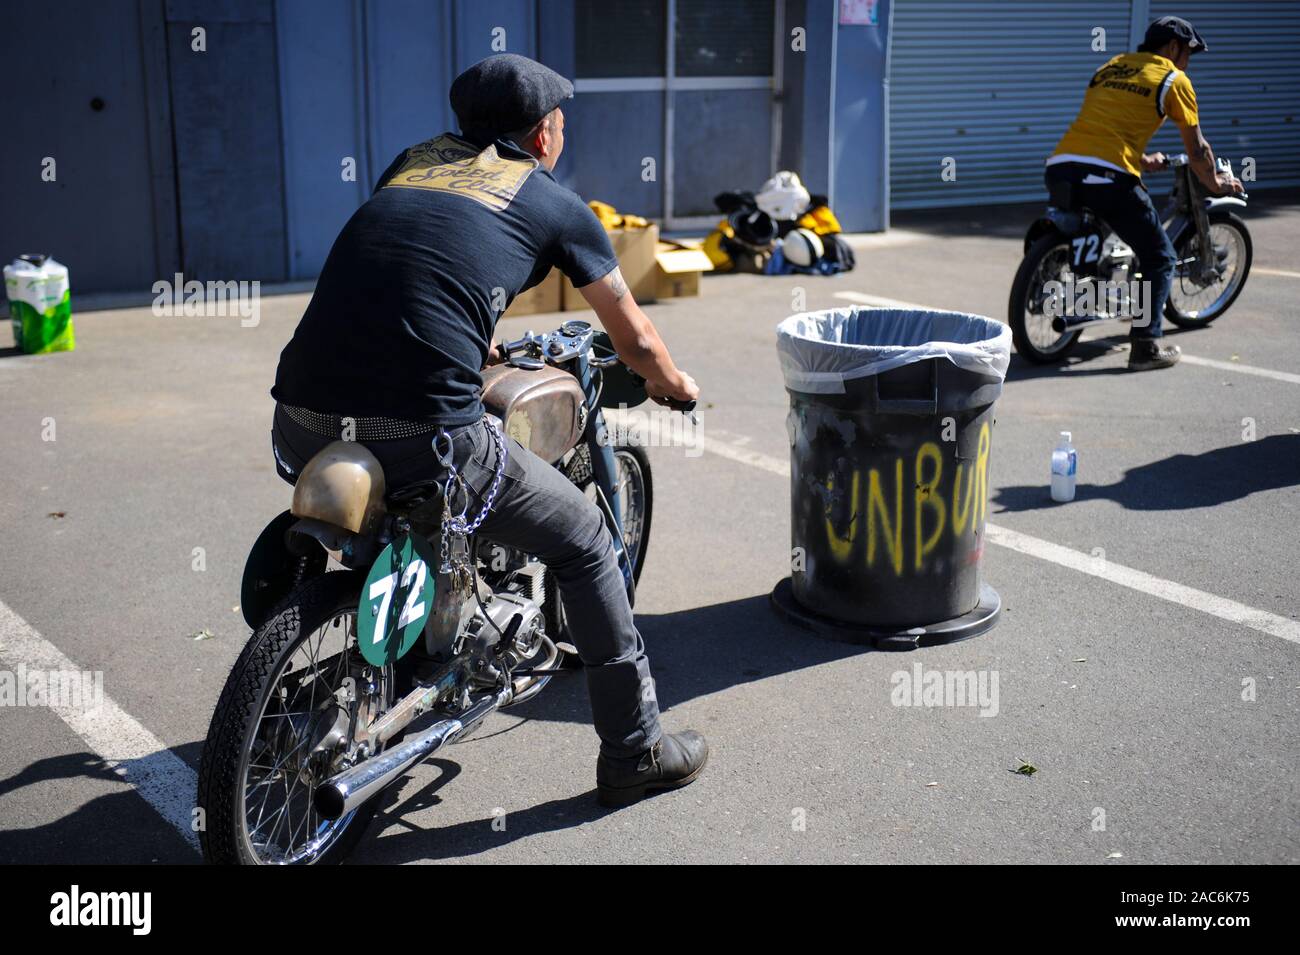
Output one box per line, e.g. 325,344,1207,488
315,684,512,821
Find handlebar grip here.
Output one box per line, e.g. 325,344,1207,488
626,369,696,415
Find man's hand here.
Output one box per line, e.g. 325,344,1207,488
1141,152,1168,172
1214,172,1246,196
646,370,699,406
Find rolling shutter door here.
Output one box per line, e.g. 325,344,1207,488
1147,0,1300,189
889,0,1132,209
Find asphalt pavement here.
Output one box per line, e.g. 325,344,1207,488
1,192,1296,864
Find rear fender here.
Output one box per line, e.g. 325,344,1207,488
1023,207,1084,252
1026,212,1107,278
240,511,325,628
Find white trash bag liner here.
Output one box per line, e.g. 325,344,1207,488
776,307,1011,394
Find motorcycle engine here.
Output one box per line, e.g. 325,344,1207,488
454,550,551,684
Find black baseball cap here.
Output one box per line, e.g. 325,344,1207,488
450,54,574,143
1144,16,1208,54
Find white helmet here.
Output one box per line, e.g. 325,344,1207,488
782,228,824,267
755,170,811,221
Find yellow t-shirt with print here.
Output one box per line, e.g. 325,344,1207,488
1052,52,1199,177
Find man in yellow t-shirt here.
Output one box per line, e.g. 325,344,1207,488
1046,16,1243,371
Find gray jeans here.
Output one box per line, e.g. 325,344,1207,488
272,405,662,758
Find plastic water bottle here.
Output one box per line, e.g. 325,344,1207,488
1051,431,1077,502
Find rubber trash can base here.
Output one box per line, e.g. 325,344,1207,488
770,578,1001,651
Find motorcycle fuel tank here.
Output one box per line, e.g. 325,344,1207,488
481,364,585,463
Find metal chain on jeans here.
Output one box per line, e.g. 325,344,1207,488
433,416,507,584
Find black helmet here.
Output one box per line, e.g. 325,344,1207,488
1143,16,1208,54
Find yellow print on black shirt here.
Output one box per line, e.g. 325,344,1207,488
384,134,536,211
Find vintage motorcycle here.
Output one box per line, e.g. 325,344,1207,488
1009,155,1252,362
198,319,693,864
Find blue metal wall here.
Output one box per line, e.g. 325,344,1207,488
277,0,538,279
832,0,891,230
167,0,288,280
0,0,891,292
0,0,173,292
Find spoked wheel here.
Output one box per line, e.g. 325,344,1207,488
1165,210,1252,327
1009,234,1083,363
199,571,396,865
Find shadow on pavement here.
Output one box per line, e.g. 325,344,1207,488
0,747,200,864
1,592,855,863
993,433,1300,513
359,592,867,859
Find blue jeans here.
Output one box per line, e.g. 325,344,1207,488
1045,163,1175,339
271,405,663,759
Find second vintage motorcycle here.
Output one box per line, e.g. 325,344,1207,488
1009,154,1252,363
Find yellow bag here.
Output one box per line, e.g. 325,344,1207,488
795,205,842,235
702,219,734,271
588,200,650,231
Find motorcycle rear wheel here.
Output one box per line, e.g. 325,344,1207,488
1009,233,1083,364
198,570,395,865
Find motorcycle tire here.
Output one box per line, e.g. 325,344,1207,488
199,570,393,865
1164,210,1253,328
1009,232,1083,364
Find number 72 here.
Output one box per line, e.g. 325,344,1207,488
367,559,428,645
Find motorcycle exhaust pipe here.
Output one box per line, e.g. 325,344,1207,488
315,684,512,821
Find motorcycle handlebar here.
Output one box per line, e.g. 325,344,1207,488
625,368,696,415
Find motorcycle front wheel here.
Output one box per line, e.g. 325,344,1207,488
198,570,396,865
1165,210,1253,328
1009,233,1083,364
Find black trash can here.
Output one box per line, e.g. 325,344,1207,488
770,307,1010,649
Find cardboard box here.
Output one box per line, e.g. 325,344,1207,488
654,240,714,299
502,268,562,319
562,224,659,310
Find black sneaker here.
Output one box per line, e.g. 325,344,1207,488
1128,339,1182,371
596,730,709,808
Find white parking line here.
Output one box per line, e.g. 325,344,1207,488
832,291,930,310
698,433,1300,648
0,598,200,852
1255,267,1300,279
833,290,1300,386
1178,354,1300,385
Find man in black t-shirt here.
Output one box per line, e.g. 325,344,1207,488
270,55,707,806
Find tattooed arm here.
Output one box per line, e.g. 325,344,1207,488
579,267,699,404
1178,124,1243,195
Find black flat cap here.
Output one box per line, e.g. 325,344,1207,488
1144,16,1208,54
450,54,574,143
